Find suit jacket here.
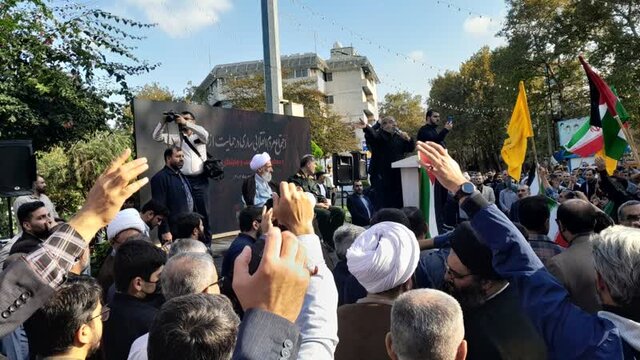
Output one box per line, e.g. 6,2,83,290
580,180,598,201
103,293,159,360
150,166,193,235
346,193,374,227
547,233,601,313
232,308,301,360
335,296,392,360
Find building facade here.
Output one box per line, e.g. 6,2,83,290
196,43,379,145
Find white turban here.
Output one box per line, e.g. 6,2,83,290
106,208,147,241
250,152,271,171
347,221,419,294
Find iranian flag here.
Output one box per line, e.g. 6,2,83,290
419,167,439,238
546,198,568,248
564,122,604,157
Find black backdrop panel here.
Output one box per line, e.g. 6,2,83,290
1,140,36,197
133,99,310,235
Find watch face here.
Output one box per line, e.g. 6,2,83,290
462,182,475,194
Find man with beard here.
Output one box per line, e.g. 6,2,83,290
10,201,53,255
24,276,105,360
13,175,59,227
580,168,598,200
150,146,194,244
471,172,495,204
242,152,278,207
443,221,547,359
356,116,415,209
102,240,166,360
171,212,208,244
221,206,263,282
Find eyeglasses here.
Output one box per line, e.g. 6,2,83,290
445,264,474,280
203,276,225,292
89,306,110,322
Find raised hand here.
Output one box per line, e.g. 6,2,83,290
273,182,315,236
69,149,149,241
416,141,467,193
232,226,310,323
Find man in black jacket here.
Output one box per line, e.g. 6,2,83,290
356,116,415,209
417,109,453,232
150,146,194,244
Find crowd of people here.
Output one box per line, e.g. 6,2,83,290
0,108,639,360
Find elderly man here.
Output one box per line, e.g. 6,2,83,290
127,252,221,360
242,152,277,207
332,224,367,305
335,221,420,360
386,289,467,360
617,200,640,228
417,140,640,359
444,222,546,359
508,184,530,222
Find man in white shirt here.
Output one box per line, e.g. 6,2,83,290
12,175,59,227
152,111,212,244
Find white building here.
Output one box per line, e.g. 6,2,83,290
196,43,379,144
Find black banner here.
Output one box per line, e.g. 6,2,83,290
133,99,311,235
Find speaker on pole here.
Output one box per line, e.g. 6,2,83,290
0,140,36,197
332,153,354,186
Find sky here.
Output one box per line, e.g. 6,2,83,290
96,0,508,102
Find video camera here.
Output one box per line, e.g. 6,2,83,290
163,110,180,123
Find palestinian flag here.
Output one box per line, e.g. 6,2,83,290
419,167,439,238
579,56,619,125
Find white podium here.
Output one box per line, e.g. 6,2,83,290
391,155,420,207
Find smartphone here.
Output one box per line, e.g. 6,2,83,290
447,115,454,124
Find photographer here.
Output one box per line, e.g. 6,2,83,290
152,111,212,245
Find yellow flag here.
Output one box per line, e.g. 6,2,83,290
596,148,618,175
501,81,533,182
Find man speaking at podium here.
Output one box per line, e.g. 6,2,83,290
356,116,415,209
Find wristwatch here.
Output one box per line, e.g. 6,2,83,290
454,182,476,201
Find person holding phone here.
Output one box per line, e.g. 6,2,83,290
417,109,453,233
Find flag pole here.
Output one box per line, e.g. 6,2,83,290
530,132,540,166
614,115,640,166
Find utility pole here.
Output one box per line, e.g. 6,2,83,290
261,0,283,114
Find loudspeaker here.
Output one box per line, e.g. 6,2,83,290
351,151,368,181
332,154,354,186
0,140,36,197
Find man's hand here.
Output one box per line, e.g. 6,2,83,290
261,207,274,235
273,182,315,236
416,141,467,193
69,149,149,241
161,232,173,244
398,130,411,141
232,226,310,323
174,114,187,125
354,117,368,129
538,165,548,177
444,121,453,131
594,156,606,172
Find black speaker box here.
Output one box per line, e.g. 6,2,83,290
1,140,36,197
351,151,368,181
332,154,354,186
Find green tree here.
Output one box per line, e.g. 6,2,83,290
378,91,425,139
0,0,157,150
219,75,359,154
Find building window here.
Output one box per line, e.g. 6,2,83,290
324,72,333,81
325,95,334,104
294,69,309,78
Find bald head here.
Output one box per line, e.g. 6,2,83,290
557,199,596,235
161,252,218,300
387,289,466,360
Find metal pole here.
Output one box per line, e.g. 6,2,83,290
544,64,554,156
261,0,283,114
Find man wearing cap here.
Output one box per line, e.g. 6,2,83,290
335,221,420,360
242,152,278,207
443,221,547,359
97,208,148,299
289,155,345,249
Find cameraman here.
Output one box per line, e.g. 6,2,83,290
152,111,212,245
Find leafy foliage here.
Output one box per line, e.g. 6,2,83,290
0,0,158,150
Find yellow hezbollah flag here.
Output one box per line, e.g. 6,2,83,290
501,81,533,182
